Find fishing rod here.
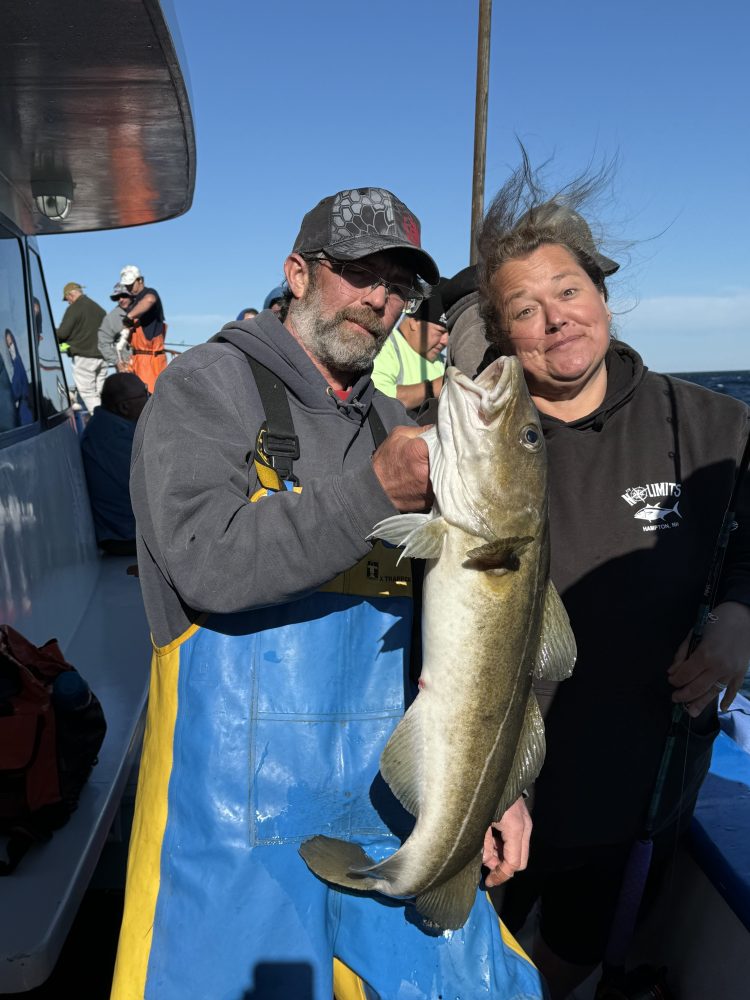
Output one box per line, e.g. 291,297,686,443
596,425,750,998
469,0,492,265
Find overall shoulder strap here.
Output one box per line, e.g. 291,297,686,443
212,333,299,490
366,400,388,449
214,333,387,485
245,356,300,488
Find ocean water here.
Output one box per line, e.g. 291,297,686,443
670,369,750,406
670,371,750,696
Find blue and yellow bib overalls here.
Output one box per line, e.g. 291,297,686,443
112,362,544,1000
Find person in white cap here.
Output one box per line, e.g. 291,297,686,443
117,265,167,392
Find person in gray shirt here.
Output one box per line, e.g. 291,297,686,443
113,187,543,1000
97,283,134,370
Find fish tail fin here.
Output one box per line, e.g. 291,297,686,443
673,501,682,518
415,854,482,930
299,835,386,892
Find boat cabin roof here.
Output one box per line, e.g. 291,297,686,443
1,0,196,235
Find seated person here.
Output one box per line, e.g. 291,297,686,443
80,373,149,555
372,281,448,413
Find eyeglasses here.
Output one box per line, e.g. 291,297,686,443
314,257,425,315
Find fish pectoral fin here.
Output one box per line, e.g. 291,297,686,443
368,512,430,546
415,854,482,930
465,535,533,572
379,699,424,817
299,836,382,891
369,513,447,561
533,581,577,680
493,693,546,820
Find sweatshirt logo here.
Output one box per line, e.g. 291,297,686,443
621,482,683,532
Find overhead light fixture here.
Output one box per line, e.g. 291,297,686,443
31,178,74,221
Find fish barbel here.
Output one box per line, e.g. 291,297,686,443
299,357,576,929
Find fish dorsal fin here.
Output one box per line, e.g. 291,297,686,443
493,694,546,821
379,698,425,817
533,581,577,680
415,853,482,930
369,513,447,561
465,535,533,573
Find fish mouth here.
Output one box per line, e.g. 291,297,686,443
445,357,515,425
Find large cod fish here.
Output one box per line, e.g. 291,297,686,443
299,357,576,929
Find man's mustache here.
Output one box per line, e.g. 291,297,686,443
338,306,389,339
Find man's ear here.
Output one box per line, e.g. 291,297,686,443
399,315,414,337
284,254,310,300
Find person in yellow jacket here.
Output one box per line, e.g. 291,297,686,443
372,280,449,415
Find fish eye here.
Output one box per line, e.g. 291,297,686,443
521,425,542,450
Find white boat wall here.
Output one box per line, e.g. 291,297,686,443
0,1,195,991
0,0,195,621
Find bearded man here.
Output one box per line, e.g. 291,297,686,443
113,189,543,1000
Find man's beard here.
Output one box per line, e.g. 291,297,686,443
291,286,391,376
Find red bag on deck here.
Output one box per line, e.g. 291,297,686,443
0,625,107,873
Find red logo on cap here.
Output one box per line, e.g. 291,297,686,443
401,213,420,246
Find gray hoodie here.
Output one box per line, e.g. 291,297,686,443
444,292,497,381
130,310,410,645
97,304,131,366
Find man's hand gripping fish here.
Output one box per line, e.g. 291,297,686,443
299,357,576,929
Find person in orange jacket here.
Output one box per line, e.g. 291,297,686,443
118,264,168,393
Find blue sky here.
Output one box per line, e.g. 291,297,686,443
41,0,748,372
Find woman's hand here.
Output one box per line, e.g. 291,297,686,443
482,797,532,887
668,601,750,717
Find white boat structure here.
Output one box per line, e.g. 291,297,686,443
0,0,194,993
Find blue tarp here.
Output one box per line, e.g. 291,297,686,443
691,708,750,930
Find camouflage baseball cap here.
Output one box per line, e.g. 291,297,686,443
110,282,134,301
293,187,439,285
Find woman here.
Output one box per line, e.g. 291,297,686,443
5,329,33,425
475,168,750,999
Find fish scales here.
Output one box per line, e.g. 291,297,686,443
299,357,577,929
412,525,545,885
